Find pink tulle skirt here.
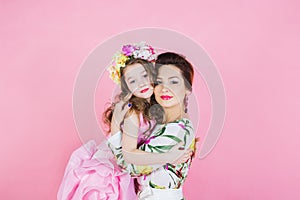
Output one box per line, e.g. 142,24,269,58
57,140,137,200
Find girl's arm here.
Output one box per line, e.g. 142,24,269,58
121,113,186,165
108,113,191,176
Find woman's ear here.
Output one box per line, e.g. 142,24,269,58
185,89,192,96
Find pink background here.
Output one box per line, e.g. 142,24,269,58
1,0,300,199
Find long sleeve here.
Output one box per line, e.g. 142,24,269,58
139,119,195,153
107,132,163,177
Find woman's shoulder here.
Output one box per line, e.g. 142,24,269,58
167,117,194,128
160,117,194,136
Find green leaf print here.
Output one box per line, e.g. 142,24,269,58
167,165,184,179
147,145,154,152
149,181,166,189
116,153,123,159
130,164,138,174
161,135,182,143
140,144,146,151
183,119,193,131
183,134,187,146
178,119,193,133
150,146,164,153
116,146,122,150
167,170,177,187
184,128,190,136
153,126,166,137
154,144,175,151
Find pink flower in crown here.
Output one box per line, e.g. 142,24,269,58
149,46,155,55
122,45,136,56
108,42,157,85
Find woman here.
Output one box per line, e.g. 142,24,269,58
108,52,196,200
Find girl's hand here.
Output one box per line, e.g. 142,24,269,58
171,149,193,165
166,142,192,164
110,95,132,135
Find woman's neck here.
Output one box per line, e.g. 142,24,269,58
163,104,186,123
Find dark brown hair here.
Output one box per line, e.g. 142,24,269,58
154,52,194,91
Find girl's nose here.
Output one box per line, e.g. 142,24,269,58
139,78,148,87
139,81,146,88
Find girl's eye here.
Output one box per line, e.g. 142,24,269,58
143,74,148,78
156,80,162,84
129,80,135,84
170,80,179,84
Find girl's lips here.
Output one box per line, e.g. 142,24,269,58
160,95,173,100
140,88,149,93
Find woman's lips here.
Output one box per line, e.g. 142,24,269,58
140,88,149,93
160,95,173,100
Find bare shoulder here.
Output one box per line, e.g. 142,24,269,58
124,111,140,126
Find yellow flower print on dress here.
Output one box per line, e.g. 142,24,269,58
136,165,153,175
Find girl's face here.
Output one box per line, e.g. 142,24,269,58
123,63,153,99
154,64,189,109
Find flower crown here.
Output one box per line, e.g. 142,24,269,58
107,42,157,85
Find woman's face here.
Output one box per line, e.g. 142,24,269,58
123,63,153,99
154,64,189,109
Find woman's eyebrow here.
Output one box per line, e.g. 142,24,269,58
156,76,179,79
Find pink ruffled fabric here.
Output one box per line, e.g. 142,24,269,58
57,140,137,200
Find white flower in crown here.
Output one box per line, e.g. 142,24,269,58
107,42,156,85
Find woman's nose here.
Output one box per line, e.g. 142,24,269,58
161,84,170,93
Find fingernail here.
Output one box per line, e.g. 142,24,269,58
127,103,132,107
178,147,185,150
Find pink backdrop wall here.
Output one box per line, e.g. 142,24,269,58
1,0,299,199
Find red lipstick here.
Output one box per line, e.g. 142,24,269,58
140,88,149,93
160,95,173,100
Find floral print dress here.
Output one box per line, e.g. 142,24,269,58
108,118,195,199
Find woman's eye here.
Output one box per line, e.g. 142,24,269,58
170,80,179,84
143,74,148,78
129,80,135,84
156,80,162,84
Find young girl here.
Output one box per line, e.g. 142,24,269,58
108,52,197,200
58,43,190,200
